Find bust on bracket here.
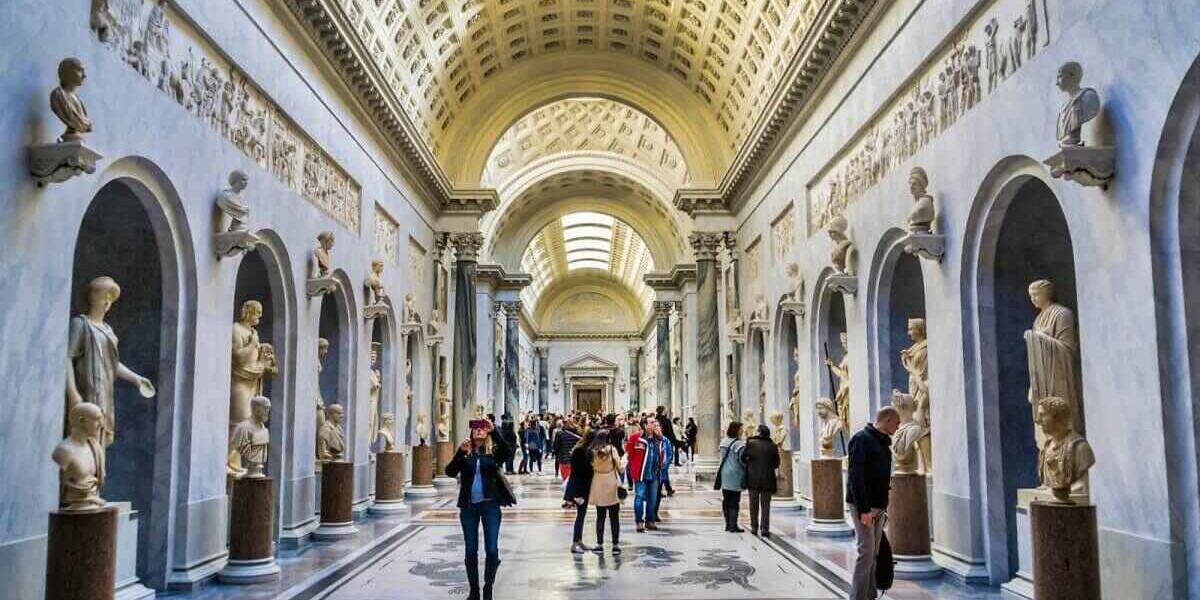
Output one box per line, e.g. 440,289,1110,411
900,167,945,262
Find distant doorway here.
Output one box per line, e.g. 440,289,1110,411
575,387,603,415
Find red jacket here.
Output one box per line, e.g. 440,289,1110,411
625,431,666,483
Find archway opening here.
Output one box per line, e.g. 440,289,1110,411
880,253,927,410
777,306,800,449
70,179,174,587
817,288,848,458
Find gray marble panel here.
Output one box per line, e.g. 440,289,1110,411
695,260,721,456
169,495,229,590
0,533,46,600
656,309,673,412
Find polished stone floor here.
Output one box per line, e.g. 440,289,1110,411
181,464,1003,600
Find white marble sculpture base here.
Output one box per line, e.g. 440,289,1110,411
312,521,359,540
363,304,388,321
213,230,259,259
28,141,102,186
406,485,437,499
827,273,858,295
369,499,410,515
902,232,946,261
217,557,281,584
805,517,854,537
114,502,156,600
306,277,338,297
692,455,719,481
770,495,804,511
1044,145,1116,188
894,553,945,580
432,477,456,494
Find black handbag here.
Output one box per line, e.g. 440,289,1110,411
617,485,628,501
712,444,732,490
876,530,895,591
495,468,518,507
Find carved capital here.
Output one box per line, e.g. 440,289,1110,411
653,301,675,320
689,232,727,261
448,232,485,262
628,346,642,358
499,301,522,320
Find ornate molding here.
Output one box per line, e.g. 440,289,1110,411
653,301,675,320
447,232,485,262
475,263,533,291
643,264,698,291
688,232,728,261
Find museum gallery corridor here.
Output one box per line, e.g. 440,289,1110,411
4,0,1200,599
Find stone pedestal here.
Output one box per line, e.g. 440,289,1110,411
218,478,280,583
113,503,154,600
1003,488,1090,599
407,444,437,498
887,473,942,579
46,505,118,600
433,441,456,493
314,462,358,539
370,452,409,514
772,450,802,510
1031,501,1101,600
806,458,852,537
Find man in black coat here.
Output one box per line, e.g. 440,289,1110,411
846,407,900,600
741,425,780,537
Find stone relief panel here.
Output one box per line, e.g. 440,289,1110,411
548,292,633,332
374,203,400,261
744,239,762,299
91,0,362,232
771,205,796,263
807,0,1052,233
408,238,427,300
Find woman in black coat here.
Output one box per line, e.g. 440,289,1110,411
740,425,781,537
684,417,699,461
564,428,596,553
445,421,514,600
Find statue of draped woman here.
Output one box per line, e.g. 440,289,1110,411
1024,280,1082,449
899,318,932,473
228,300,276,476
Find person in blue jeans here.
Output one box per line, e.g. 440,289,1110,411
446,419,514,600
626,416,666,531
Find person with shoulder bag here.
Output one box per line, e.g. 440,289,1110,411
564,428,596,553
714,421,747,533
741,424,781,537
445,419,515,600
847,407,900,600
588,430,627,554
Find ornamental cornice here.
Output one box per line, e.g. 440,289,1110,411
643,264,698,292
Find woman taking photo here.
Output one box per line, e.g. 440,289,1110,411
589,430,626,553
715,421,747,533
445,419,515,600
564,428,596,552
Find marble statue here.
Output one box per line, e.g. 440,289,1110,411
66,276,156,448
1024,280,1081,449
51,58,92,143
824,332,851,435
316,404,345,463
217,171,252,233
1055,62,1101,148
427,309,444,339
436,381,451,442
53,402,107,512
826,215,855,275
1036,396,1095,503
315,337,329,458
403,293,421,324
906,167,935,234
815,397,840,458
313,232,335,278
494,307,506,369
368,342,382,451
228,300,276,476
415,413,428,445
231,396,270,479
750,294,768,322
727,308,745,338
379,413,396,452
365,260,387,306
726,379,739,424
787,349,803,430
890,389,923,475
899,318,932,473
770,412,787,446
742,406,757,429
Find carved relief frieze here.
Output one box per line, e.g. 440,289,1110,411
374,203,399,262
91,0,362,231
408,237,427,300
771,205,796,263
808,0,1052,234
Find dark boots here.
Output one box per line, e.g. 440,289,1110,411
465,559,480,600
483,559,501,600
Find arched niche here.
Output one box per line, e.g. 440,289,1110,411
775,297,801,449
403,327,425,449
746,323,769,425
230,229,296,542
811,270,849,458
69,172,195,589
316,270,358,459
962,161,1080,580
867,229,928,416
368,303,396,453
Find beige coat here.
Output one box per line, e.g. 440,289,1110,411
588,446,626,507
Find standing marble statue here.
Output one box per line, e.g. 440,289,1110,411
1055,62,1101,148
315,337,329,458
379,413,396,452
404,293,421,324
906,168,935,234
51,58,92,142
770,412,787,446
726,379,739,425
494,306,506,370
899,318,932,473
815,397,840,458
312,232,335,279
231,396,271,479
416,413,429,446
317,404,346,463
368,342,382,451
787,353,803,434
229,300,276,476
1036,396,1095,503
53,403,107,511
436,381,451,442
824,332,851,435
890,390,923,475
66,276,156,448
1024,280,1081,448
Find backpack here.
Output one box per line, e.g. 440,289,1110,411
875,531,895,592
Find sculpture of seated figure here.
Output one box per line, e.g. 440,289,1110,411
307,232,338,296
53,403,107,512
231,396,271,479
317,404,346,463
1037,396,1095,504
378,413,396,452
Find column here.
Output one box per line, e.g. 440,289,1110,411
628,346,641,412
692,232,725,457
502,301,521,418
654,301,673,413
449,232,483,443
537,346,549,413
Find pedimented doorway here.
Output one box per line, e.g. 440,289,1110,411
560,354,619,415
574,387,603,415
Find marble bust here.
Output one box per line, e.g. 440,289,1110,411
231,396,271,479
815,397,839,458
317,404,346,463
52,402,107,512
66,276,156,448
890,389,923,475
1036,396,1095,503
379,413,396,452
427,309,444,339
769,412,786,446
1024,279,1081,449
906,167,935,234
1055,62,1101,148
313,232,335,278
51,58,92,143
217,171,251,233
826,215,855,275
365,260,387,307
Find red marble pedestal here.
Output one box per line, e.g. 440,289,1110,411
887,473,942,579
371,451,409,514
805,458,852,537
219,477,281,583
46,505,118,600
314,462,358,539
1031,501,1101,600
